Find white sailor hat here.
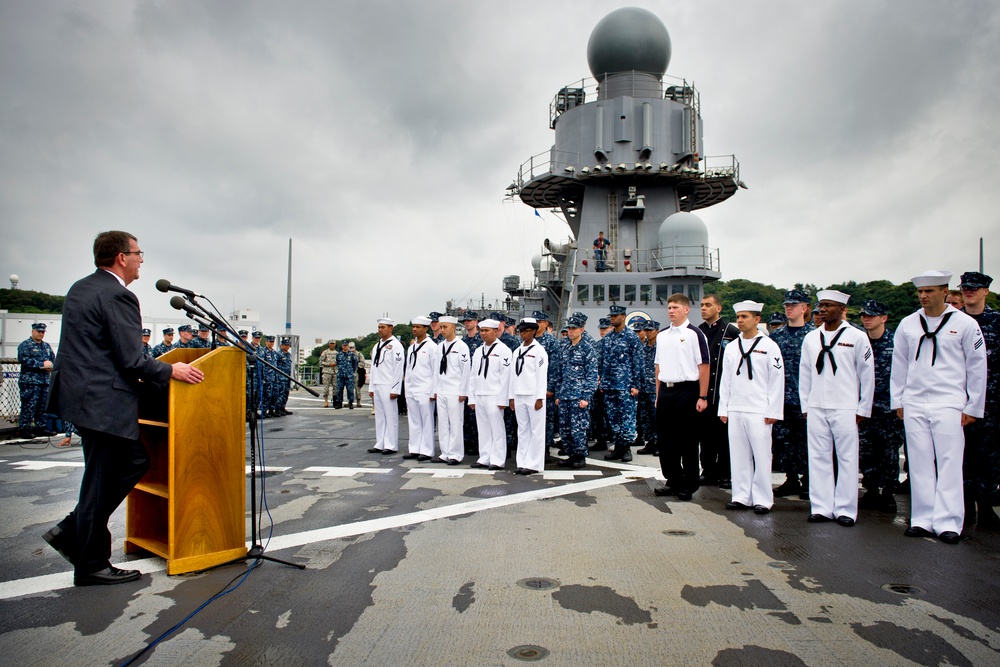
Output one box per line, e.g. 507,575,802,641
411,316,431,326
816,290,850,305
732,300,765,313
911,270,953,288
438,315,459,324
479,318,501,329
377,318,395,326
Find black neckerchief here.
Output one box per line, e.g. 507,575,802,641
410,340,427,369
374,339,390,367
439,341,456,374
736,336,762,380
816,327,847,375
916,311,954,366
515,343,535,376
478,343,498,377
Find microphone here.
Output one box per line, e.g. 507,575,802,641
156,279,201,299
169,295,208,319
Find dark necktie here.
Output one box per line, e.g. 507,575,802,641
478,343,498,377
515,344,535,376
374,340,388,367
439,342,456,374
410,341,426,369
816,327,847,375
916,312,954,366
736,336,762,380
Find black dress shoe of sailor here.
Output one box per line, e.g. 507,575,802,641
653,486,677,497
43,526,73,563
904,526,935,538
74,566,141,587
752,505,771,515
676,491,693,501
470,462,489,469
836,515,856,527
487,465,504,471
807,514,832,523
401,453,420,460
938,531,962,545
417,455,433,462
446,459,461,466
430,456,446,463
366,447,381,453
381,449,397,456
725,501,750,510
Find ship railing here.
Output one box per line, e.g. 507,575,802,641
578,246,720,273
1,359,20,424
510,150,581,195
549,72,700,128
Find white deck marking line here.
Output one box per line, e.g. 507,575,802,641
0,470,655,600
245,466,292,474
7,461,85,470
302,467,393,477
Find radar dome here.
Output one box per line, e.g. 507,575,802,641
587,7,671,79
531,254,542,270
657,212,709,268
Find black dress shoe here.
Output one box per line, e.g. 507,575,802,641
283,409,293,415
620,451,632,462
557,457,575,468
836,515,856,527
676,491,693,501
604,452,624,461
487,465,503,471
807,514,833,523
348,404,354,409
521,469,538,475
430,457,446,463
401,453,419,460
653,486,677,497
417,455,433,462
753,505,771,515
37,428,58,437
43,526,73,563
904,526,935,538
938,531,962,544
725,501,750,510
17,429,37,439
367,447,381,453
74,566,141,587
381,449,397,456
470,462,489,469
635,446,655,455
446,459,461,466
570,459,586,469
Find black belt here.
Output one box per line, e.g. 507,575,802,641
661,380,697,388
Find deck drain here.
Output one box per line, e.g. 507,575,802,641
508,645,549,661
475,486,509,497
516,577,560,591
768,561,793,569
662,529,695,537
881,583,926,596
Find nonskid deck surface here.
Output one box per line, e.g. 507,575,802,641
1,393,999,666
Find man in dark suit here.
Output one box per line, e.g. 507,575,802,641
44,231,204,586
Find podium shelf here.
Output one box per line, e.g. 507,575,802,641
134,481,168,498
138,419,169,428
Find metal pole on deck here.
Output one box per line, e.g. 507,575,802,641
285,239,292,336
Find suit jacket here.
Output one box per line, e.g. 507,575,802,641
48,269,173,439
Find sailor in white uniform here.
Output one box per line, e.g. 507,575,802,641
403,316,438,461
718,301,785,514
800,290,875,526
891,270,987,544
368,318,405,455
508,318,549,475
433,316,471,465
467,318,512,470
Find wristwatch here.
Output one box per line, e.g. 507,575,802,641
699,395,708,400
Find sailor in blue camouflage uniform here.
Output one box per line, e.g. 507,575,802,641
496,314,519,351
336,340,359,409
636,320,660,455
462,312,483,454
172,324,196,348
768,312,787,334
141,328,152,357
238,330,255,417
599,306,644,462
261,335,279,416
630,318,649,447
770,289,816,499
856,299,904,513
587,316,612,451
530,311,562,461
151,328,175,358
958,271,1000,528
275,337,294,416
557,313,599,468
191,324,212,349
429,312,445,344
17,323,56,438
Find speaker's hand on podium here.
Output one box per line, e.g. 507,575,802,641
171,362,205,384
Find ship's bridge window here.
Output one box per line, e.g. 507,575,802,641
609,284,621,302
688,284,701,303
577,284,589,303
640,285,651,302
593,284,605,303
624,284,636,302
672,284,685,296
656,284,671,302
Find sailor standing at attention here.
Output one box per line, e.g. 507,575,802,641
717,301,784,514
891,270,987,544
432,315,471,465
368,318,405,456
509,318,548,475
468,318,513,471
800,290,875,527
402,316,438,462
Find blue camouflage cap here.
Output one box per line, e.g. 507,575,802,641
608,305,627,316
31,322,47,331
504,315,515,326
531,310,550,321
643,320,659,331
141,328,151,336
266,335,276,342
782,289,810,304
599,317,612,328
859,299,888,316
577,312,589,323
198,325,210,332
959,271,993,289
488,311,502,321
280,337,291,345
461,311,479,321
251,330,262,338
567,313,587,328
178,324,193,333
237,329,248,336
428,311,443,322
768,312,787,325
163,327,175,335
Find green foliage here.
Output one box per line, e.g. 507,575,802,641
0,289,64,314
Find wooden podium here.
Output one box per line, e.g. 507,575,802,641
125,346,247,574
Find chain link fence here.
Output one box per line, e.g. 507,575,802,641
1,359,21,428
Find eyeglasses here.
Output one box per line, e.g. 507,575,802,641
122,251,144,258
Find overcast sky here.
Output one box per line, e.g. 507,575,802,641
2,0,997,344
